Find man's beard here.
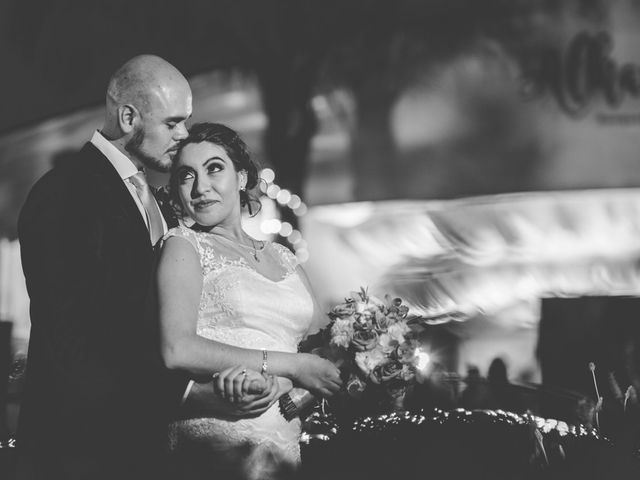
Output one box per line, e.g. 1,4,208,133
125,128,171,173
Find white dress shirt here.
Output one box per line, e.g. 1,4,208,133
89,130,168,234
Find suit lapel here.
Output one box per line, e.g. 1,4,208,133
81,143,153,250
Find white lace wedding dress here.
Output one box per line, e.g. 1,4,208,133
165,225,313,475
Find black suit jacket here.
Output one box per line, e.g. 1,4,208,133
17,143,186,479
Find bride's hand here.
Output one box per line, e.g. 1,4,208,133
213,365,267,403
293,353,342,398
235,376,293,417
221,375,292,418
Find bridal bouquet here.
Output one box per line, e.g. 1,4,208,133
327,287,419,403
281,288,422,420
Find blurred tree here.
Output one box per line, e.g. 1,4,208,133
0,0,615,236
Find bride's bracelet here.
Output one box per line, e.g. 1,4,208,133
260,349,268,376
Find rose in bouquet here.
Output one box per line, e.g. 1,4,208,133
328,288,420,407
280,288,421,420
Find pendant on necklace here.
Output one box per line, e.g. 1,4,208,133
249,239,261,262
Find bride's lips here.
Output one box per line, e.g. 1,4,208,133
192,199,218,211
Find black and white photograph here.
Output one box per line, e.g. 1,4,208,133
3,1,640,478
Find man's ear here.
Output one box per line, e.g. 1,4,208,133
118,104,138,134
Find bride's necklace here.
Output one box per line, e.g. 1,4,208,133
236,237,264,262
198,226,264,262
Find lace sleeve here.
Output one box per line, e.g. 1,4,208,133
163,225,201,258
271,242,298,274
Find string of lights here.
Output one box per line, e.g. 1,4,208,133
257,168,309,263
301,408,603,444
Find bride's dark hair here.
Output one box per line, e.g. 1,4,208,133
169,122,262,217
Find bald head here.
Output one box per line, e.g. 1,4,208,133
106,55,189,115
102,55,192,172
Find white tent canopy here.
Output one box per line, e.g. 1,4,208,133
304,189,640,324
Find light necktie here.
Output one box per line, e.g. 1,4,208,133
128,171,164,245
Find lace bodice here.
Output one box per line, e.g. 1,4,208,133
164,225,314,470
164,225,313,352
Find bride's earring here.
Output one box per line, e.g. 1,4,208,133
239,172,247,191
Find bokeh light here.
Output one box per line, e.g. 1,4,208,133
279,222,293,237
287,194,302,210
293,204,308,216
415,349,431,371
266,184,280,199
260,168,275,183
295,249,310,263
288,230,302,244
276,189,292,205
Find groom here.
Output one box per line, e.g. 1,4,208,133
17,55,273,480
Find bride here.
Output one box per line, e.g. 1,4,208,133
157,122,341,479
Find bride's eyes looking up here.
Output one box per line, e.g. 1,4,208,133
176,159,224,188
